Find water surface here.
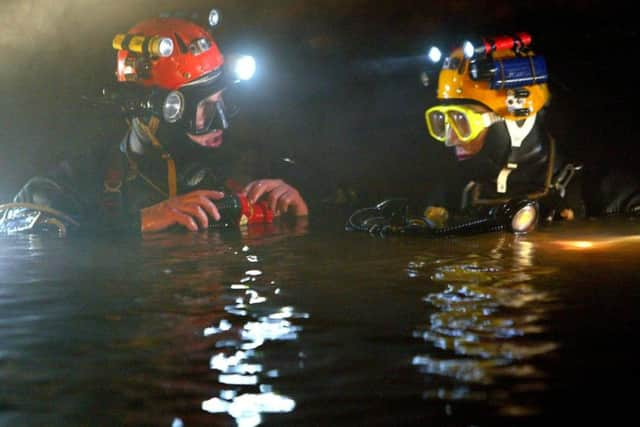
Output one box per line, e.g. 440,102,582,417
1,216,639,426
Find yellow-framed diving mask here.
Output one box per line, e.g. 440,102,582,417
425,104,503,144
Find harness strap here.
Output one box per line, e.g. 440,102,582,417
102,142,126,216
136,116,178,198
470,136,557,206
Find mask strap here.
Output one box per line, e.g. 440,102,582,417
216,102,229,129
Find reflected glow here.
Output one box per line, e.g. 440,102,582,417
412,354,495,384
411,237,557,411
553,235,640,250
202,392,295,427
514,239,534,268
204,319,232,336
242,319,300,342
204,247,308,426
210,350,250,371
559,240,594,249
246,290,266,304
219,374,258,385
245,269,262,276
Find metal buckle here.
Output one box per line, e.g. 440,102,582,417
554,163,583,198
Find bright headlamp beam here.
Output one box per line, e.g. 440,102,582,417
463,41,475,59
511,204,537,233
233,55,256,81
463,33,533,59
156,37,174,57
427,46,442,63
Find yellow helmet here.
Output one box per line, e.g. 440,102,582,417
436,35,550,121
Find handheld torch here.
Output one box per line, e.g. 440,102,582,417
211,193,274,228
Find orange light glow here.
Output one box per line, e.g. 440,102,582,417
553,235,640,250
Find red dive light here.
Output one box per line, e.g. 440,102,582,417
213,193,274,227
463,32,533,59
463,31,547,91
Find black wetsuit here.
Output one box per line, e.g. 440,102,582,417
3,127,252,234
346,112,640,235
424,112,640,221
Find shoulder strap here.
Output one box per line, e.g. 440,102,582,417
101,143,126,217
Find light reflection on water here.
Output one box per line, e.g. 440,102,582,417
1,216,639,425
0,224,311,427
138,225,311,427
200,253,309,427
409,235,560,416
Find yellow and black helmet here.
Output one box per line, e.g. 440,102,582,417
435,33,551,121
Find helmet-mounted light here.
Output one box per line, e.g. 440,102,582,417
228,55,256,81
162,91,184,123
108,10,252,134
112,34,174,58
428,32,550,121
100,84,184,122
159,8,220,28
427,46,442,64
208,9,220,27
421,45,446,88
462,32,532,59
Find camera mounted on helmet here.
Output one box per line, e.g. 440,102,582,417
103,8,256,135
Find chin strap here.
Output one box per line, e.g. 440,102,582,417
134,116,178,198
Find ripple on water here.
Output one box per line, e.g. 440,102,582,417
410,243,561,416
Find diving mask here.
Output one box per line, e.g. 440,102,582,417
425,104,503,144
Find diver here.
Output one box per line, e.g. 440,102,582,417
0,9,308,236
347,32,640,236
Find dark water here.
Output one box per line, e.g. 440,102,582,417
1,216,639,426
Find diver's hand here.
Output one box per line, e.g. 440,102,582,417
243,179,309,217
141,190,225,232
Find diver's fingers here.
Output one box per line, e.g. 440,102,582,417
244,179,284,204
170,191,223,222
268,184,307,216
186,190,225,201
267,185,291,214
190,194,221,222
175,204,209,229
169,207,199,231
276,188,308,216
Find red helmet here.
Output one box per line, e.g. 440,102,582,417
110,14,253,136
115,17,224,90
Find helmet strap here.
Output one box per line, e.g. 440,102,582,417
135,116,178,198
